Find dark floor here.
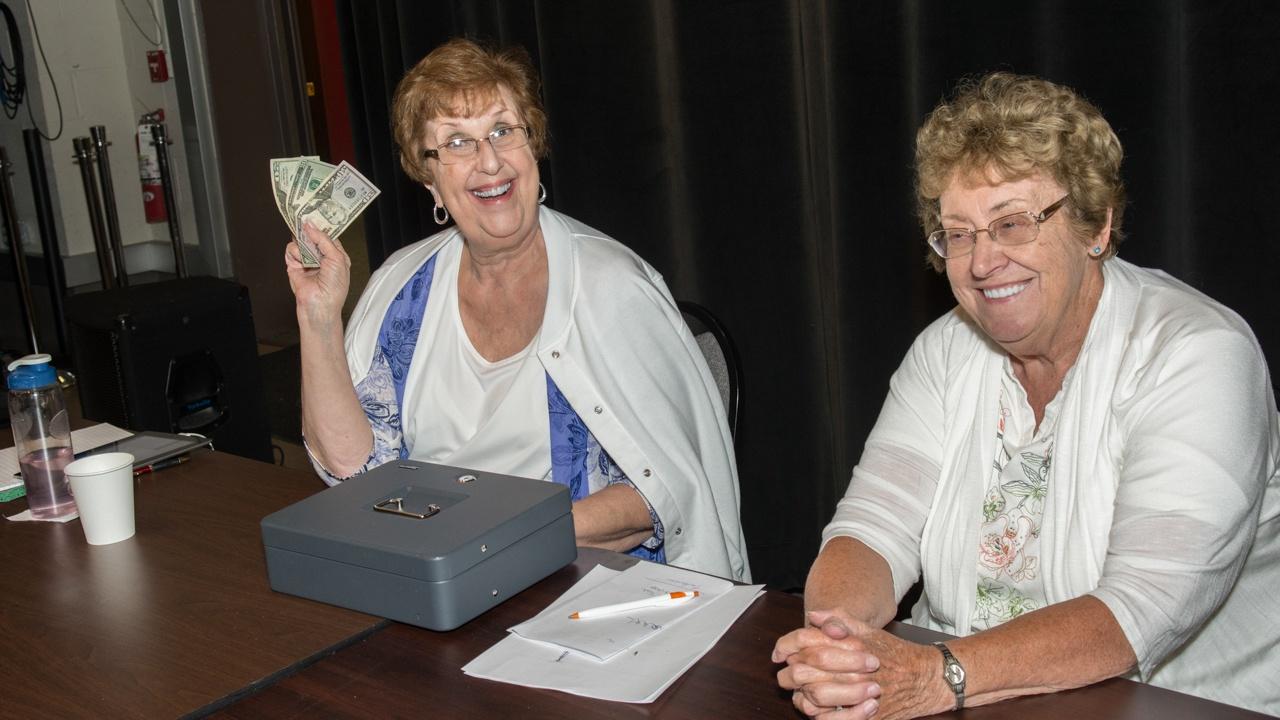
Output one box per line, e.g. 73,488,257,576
256,342,310,472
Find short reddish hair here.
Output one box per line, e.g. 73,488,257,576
392,38,549,185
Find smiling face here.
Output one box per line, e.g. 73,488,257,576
940,171,1108,362
423,85,541,253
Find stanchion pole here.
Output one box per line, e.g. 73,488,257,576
90,125,128,287
23,129,71,360
149,123,187,278
0,147,40,354
72,137,117,290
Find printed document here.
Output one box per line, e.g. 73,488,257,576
463,564,763,703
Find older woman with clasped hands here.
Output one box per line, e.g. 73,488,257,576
774,73,1279,717
284,38,750,583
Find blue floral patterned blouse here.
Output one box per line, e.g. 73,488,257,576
340,254,664,563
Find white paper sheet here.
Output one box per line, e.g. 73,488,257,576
1,423,133,492
464,565,764,703
510,561,734,660
5,508,79,522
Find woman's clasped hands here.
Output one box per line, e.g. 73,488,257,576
774,610,947,720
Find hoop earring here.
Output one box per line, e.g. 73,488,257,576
434,204,449,225
538,183,547,204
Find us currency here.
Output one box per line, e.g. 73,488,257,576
268,156,318,232
285,158,336,229
293,161,380,266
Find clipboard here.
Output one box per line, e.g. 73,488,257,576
75,430,213,469
9,430,213,479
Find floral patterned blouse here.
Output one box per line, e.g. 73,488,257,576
972,369,1064,631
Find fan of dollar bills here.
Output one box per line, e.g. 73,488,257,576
270,157,381,268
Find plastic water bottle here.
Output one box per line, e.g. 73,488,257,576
7,354,77,519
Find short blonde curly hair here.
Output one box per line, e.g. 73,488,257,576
392,38,549,185
915,72,1126,272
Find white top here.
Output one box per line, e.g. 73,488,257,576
822,258,1280,714
336,207,751,582
406,239,551,480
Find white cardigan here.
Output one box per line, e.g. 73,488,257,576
341,207,751,582
824,258,1279,713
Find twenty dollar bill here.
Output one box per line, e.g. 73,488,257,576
268,156,379,268
293,161,381,266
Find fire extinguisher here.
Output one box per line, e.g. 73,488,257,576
137,109,167,223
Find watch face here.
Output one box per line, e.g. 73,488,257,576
944,663,966,686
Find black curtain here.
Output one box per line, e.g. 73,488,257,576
336,0,1280,590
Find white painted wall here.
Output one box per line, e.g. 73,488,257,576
1,0,200,283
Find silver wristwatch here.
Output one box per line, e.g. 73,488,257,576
933,642,966,710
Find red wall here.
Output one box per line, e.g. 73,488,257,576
307,0,355,166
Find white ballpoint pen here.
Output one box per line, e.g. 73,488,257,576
568,591,700,620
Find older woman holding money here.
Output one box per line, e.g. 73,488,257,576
283,38,750,582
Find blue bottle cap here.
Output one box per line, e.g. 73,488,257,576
6,353,57,390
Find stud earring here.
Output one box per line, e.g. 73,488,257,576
1092,246,1103,255
434,204,449,225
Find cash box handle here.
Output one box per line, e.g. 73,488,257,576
373,497,441,520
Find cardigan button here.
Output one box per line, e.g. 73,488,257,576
593,405,603,414
642,468,651,477
551,351,560,359
674,527,682,535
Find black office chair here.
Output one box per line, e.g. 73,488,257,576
678,300,742,443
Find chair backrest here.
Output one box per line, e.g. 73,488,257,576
678,300,741,442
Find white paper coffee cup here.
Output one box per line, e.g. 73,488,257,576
65,452,136,546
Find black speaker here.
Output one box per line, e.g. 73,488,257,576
65,277,273,463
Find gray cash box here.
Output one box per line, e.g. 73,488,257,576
261,460,576,630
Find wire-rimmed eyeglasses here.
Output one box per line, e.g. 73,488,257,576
422,125,530,165
927,196,1069,259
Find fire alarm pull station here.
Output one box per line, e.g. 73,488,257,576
147,50,169,82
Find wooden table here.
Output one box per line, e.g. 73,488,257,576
0,449,384,719
2,448,1268,719
214,548,1271,720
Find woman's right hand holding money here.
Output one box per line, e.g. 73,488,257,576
285,222,351,333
